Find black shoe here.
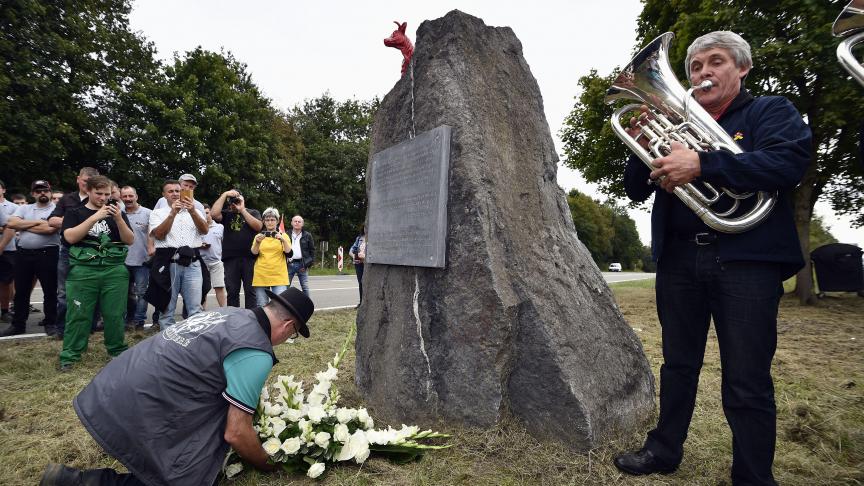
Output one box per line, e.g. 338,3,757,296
0,312,10,323
0,326,25,337
30,305,41,313
39,463,82,486
613,448,678,476
44,325,58,337
58,363,73,373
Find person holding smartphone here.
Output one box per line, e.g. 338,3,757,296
250,208,291,305
58,175,134,371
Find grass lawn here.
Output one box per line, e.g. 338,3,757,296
0,284,861,485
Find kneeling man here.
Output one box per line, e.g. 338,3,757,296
40,287,314,486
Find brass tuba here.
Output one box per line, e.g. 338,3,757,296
605,32,776,234
833,0,864,86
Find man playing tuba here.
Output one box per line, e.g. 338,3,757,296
613,31,811,485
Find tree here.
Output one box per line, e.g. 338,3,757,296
109,48,303,208
0,0,157,190
288,94,378,247
567,189,644,269
560,0,864,303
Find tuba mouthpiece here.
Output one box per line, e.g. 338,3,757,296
698,80,714,90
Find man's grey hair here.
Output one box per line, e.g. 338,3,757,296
685,31,752,78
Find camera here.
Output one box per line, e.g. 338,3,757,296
262,231,278,238
226,192,242,205
107,198,119,206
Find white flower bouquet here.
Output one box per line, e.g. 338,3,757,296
223,326,450,479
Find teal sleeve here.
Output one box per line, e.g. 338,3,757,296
222,348,273,414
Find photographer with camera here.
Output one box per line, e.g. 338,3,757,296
250,208,292,305
58,175,133,371
211,189,262,308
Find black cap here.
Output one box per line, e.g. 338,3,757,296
31,180,51,191
265,287,314,337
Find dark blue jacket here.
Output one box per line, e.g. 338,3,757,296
623,90,811,279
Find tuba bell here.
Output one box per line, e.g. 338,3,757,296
833,0,864,86
605,32,776,234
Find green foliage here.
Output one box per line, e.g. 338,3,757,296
109,48,304,209
560,0,864,225
288,94,378,246
0,0,157,192
809,214,838,249
567,189,643,269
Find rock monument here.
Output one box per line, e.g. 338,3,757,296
355,10,655,451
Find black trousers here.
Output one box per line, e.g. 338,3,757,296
645,241,782,486
12,246,58,331
223,256,257,308
355,263,364,303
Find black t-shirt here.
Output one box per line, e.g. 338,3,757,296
61,206,132,247
50,191,88,219
221,209,262,259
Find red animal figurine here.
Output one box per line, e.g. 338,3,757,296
384,21,414,74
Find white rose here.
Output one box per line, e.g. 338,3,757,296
335,408,355,424
333,423,350,443
356,408,370,423
363,416,375,430
307,406,326,424
280,437,302,455
314,431,331,449
307,462,326,479
225,462,243,478
262,437,282,456
283,408,303,422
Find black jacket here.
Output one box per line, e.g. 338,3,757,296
623,89,811,279
290,230,315,269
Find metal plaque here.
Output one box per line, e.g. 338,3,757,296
367,125,451,268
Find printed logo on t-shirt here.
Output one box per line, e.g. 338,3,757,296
88,220,110,238
163,311,227,347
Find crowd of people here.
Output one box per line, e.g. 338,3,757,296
0,169,320,371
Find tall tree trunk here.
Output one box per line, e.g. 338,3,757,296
793,168,818,305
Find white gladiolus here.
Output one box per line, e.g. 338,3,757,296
315,364,338,382
335,430,369,461
269,418,287,438
306,391,326,406
280,437,302,455
363,416,375,430
356,408,370,423
260,386,269,401
307,405,326,424
307,462,325,478
333,423,350,443
354,447,371,464
314,431,331,449
262,437,282,456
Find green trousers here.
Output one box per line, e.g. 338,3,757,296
59,263,129,365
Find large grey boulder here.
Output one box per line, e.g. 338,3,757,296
355,10,654,450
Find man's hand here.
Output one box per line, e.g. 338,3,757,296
650,141,701,192
625,105,652,150
179,196,194,211
96,203,115,220
109,203,124,221
170,199,183,215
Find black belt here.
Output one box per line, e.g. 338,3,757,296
289,259,303,263
16,246,59,253
672,232,718,245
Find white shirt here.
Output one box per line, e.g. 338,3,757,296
291,231,303,261
149,207,205,249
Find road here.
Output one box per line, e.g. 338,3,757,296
0,272,654,340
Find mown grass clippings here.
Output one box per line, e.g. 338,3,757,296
0,290,861,485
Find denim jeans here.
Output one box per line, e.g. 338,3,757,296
126,265,150,323
159,261,202,329
644,241,783,486
254,285,288,306
288,261,310,296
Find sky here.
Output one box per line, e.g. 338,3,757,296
128,0,863,248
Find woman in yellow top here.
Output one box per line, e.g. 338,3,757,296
250,208,292,305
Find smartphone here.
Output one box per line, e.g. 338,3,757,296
181,188,194,200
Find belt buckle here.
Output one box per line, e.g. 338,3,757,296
694,232,712,245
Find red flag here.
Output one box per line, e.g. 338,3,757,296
278,215,285,233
